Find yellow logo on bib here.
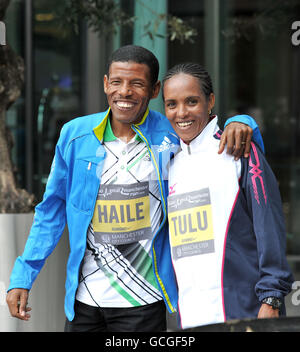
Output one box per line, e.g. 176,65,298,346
93,196,150,233
92,182,151,245
168,188,215,259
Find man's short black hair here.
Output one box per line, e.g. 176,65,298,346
107,45,159,87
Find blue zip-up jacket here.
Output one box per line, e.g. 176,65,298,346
8,109,264,320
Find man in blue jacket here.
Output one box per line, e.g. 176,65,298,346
6,45,263,332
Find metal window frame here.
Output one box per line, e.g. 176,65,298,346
25,0,33,192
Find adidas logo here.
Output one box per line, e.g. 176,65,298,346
157,136,175,152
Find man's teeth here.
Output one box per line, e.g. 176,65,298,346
116,101,134,108
177,121,193,127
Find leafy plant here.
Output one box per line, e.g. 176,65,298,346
61,0,197,43
0,0,197,213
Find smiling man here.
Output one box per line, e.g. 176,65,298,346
103,60,160,142
6,45,264,332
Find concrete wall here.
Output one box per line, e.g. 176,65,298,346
0,214,68,332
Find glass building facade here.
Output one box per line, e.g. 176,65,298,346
4,1,300,319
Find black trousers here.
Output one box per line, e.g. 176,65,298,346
64,300,167,332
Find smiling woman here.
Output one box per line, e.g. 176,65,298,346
162,62,294,330
162,63,215,145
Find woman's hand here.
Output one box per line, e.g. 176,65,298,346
257,303,279,319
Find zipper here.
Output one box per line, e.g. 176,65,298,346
132,126,168,229
76,151,104,294
132,125,176,313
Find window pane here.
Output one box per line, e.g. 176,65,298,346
32,0,82,199
168,0,300,256
225,0,300,255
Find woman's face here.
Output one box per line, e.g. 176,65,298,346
163,73,215,144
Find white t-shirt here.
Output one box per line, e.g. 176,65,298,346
76,121,163,307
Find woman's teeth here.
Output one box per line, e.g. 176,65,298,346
177,121,193,127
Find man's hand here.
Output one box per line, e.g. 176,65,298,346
218,122,253,160
6,288,31,321
257,303,279,319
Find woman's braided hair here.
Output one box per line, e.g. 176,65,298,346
162,62,214,101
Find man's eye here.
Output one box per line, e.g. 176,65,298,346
132,82,143,87
166,102,176,108
110,81,121,85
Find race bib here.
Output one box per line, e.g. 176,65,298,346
168,188,215,260
92,182,151,245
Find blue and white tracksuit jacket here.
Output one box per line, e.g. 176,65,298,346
8,108,266,321
167,117,293,329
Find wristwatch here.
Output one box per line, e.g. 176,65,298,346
262,297,282,310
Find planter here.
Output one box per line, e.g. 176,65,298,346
0,213,69,332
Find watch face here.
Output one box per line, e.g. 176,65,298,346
263,297,282,309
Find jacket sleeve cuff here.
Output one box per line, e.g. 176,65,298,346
224,114,265,153
7,282,32,292
257,291,284,302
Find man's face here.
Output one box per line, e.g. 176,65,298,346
104,61,160,126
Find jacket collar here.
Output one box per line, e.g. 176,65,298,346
93,108,110,143
180,116,219,154
93,107,149,143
